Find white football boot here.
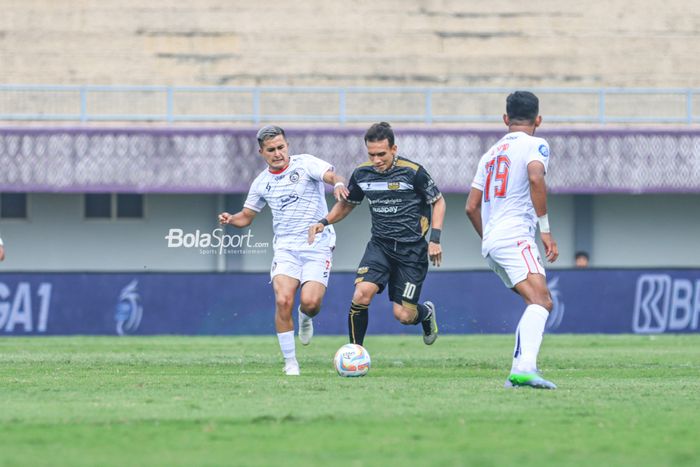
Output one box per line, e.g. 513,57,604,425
283,358,300,376
298,307,314,346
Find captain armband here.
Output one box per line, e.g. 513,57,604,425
538,214,551,233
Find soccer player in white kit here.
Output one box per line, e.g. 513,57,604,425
218,126,349,376
466,91,559,389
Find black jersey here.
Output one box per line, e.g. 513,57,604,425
346,156,442,243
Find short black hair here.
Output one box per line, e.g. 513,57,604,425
575,251,589,260
364,122,395,147
256,125,286,148
506,91,539,123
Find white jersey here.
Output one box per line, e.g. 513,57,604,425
471,131,550,256
244,154,336,251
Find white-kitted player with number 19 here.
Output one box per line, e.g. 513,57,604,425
466,91,560,389
218,125,349,376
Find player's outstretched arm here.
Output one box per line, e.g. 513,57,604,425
428,196,446,267
465,187,483,239
322,170,349,201
307,200,355,244
528,161,558,263
218,208,257,228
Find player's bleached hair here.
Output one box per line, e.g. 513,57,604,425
256,125,286,147
506,91,539,123
364,122,395,147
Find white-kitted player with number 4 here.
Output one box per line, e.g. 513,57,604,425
466,91,560,389
219,125,348,376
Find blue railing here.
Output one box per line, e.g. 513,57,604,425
0,84,697,124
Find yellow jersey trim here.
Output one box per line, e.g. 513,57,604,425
395,159,419,171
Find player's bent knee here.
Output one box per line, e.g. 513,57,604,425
300,297,322,315
352,290,372,305
393,307,414,324
275,295,295,312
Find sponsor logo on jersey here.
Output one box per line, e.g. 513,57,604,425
372,206,398,214
279,193,299,209
539,144,549,157
633,274,700,333
367,198,401,206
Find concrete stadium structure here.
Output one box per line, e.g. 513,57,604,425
2,1,698,88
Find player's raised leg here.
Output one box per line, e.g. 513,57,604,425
388,252,437,345
508,273,556,389
392,300,438,345
272,274,302,375
297,250,332,345
298,281,326,345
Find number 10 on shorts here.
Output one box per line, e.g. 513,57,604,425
403,282,416,300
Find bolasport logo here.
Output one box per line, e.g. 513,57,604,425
632,274,700,333
164,228,269,255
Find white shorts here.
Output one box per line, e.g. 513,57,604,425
270,247,333,287
486,236,546,289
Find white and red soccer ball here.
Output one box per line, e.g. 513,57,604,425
333,343,371,377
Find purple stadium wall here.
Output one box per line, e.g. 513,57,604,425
1,127,699,194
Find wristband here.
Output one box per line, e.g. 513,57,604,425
429,228,441,244
538,214,550,233
318,218,329,226
334,182,345,189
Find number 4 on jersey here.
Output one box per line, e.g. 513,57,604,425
484,154,511,202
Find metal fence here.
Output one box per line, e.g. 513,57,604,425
0,85,698,124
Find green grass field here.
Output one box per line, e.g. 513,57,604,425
1,334,699,467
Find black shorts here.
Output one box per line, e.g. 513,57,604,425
355,236,428,306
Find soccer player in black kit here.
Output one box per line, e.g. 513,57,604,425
308,122,446,346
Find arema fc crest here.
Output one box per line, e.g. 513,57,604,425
115,279,143,336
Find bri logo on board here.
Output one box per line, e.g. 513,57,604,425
632,274,700,333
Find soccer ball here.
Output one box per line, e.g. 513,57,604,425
334,343,371,377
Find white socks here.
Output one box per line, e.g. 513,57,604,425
513,304,549,373
277,330,296,362
510,324,521,373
